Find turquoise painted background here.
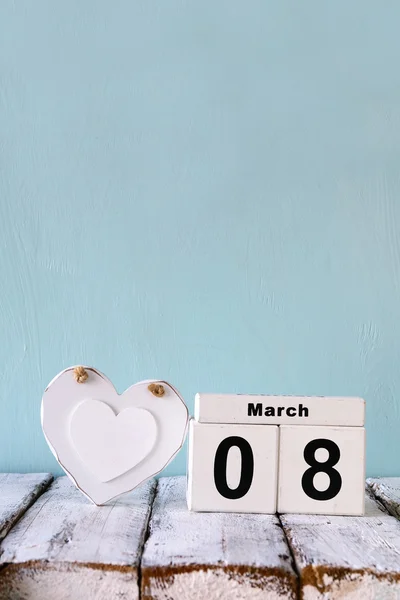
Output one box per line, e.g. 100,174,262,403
1,1,400,477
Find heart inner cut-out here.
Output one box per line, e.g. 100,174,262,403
70,399,158,483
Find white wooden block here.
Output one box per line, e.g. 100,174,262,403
278,425,365,515
187,420,279,513
195,393,365,426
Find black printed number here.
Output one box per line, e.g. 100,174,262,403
214,436,254,500
301,439,342,501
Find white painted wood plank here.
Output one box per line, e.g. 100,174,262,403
141,476,298,600
0,476,156,600
0,473,53,541
367,477,400,519
195,393,365,426
280,489,400,599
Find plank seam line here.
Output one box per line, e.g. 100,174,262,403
277,513,301,599
17,487,55,540
0,475,54,545
366,482,398,519
138,479,158,600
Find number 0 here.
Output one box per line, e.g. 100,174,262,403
214,436,254,499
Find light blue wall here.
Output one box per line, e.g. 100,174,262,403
1,1,400,477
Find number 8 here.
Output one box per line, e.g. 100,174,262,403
301,438,342,501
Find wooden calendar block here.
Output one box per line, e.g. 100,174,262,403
195,394,365,426
187,420,279,513
278,426,365,516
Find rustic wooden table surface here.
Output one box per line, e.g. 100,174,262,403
0,474,399,599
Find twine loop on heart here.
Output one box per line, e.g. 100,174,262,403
148,383,165,397
74,366,88,384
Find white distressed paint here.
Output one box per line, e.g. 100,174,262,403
0,476,156,600
0,566,138,600
195,394,366,426
367,477,400,520
147,569,292,600
41,367,188,504
278,425,365,515
142,476,297,599
280,490,400,599
302,574,400,600
187,420,279,513
1,475,400,598
0,473,53,540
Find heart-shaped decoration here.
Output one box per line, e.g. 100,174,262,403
70,401,158,482
41,367,188,504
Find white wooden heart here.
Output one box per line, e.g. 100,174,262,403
70,401,158,482
41,367,188,505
